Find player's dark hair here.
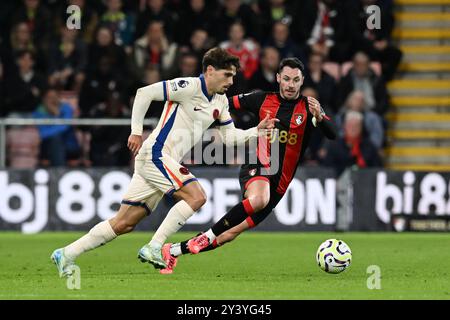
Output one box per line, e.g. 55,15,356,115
202,47,240,73
278,57,305,75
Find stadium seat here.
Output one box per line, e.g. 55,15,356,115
6,126,40,168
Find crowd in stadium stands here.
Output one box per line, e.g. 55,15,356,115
0,0,401,174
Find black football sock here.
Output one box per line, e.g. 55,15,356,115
178,231,201,255
177,199,255,256
180,240,190,255
211,199,254,236
178,238,220,255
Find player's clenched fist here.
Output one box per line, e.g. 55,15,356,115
127,134,143,156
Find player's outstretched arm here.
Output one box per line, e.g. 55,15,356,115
219,114,279,147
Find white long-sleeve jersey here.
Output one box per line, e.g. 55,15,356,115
131,74,259,162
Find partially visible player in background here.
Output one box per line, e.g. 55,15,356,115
160,58,337,274
50,47,278,277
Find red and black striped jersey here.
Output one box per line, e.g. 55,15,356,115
229,90,336,194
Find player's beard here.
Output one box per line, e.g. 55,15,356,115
282,88,299,100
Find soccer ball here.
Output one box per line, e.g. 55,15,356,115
316,239,352,274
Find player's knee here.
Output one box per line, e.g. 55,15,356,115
194,195,207,210
248,194,270,212
185,193,207,211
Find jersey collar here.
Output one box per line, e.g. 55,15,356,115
277,92,302,104
199,74,213,102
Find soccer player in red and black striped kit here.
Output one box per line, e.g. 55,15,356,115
160,58,337,274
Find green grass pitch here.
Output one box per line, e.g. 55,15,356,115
0,232,449,300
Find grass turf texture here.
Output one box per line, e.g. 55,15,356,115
0,232,449,300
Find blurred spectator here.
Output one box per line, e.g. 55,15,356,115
0,1,18,44
295,0,355,63
79,55,127,117
133,20,178,79
177,52,200,77
0,0,401,170
88,92,131,166
47,27,87,93
247,46,279,92
135,0,178,41
214,0,262,42
54,0,99,44
304,52,337,114
219,22,259,80
335,90,384,150
2,22,47,75
7,22,35,57
259,0,296,39
142,65,161,86
265,21,305,61
338,51,389,116
100,0,136,53
4,50,46,116
179,28,214,64
176,0,216,45
87,25,128,77
32,88,81,166
352,0,402,81
322,110,382,175
12,0,52,50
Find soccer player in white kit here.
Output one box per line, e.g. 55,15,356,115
51,47,278,276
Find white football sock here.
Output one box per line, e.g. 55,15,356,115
204,229,216,242
169,243,182,257
150,200,194,246
64,221,117,261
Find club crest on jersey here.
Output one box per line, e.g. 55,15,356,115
213,109,219,119
249,168,257,176
179,167,190,175
294,114,303,125
178,80,189,88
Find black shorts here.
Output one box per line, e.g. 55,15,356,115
238,164,284,228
